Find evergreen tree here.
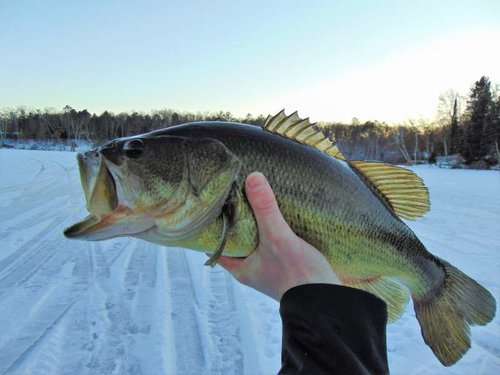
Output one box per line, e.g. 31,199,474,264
171,112,180,125
464,76,493,161
449,97,460,154
491,94,500,163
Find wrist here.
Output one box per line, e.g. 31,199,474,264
280,271,340,300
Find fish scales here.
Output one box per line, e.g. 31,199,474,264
153,123,434,287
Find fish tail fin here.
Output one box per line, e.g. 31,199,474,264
414,260,496,366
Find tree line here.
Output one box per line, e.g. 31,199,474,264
0,107,265,145
320,76,499,166
1,76,498,167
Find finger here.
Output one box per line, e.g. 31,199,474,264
217,256,245,273
245,172,291,240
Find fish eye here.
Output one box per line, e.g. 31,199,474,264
123,139,145,159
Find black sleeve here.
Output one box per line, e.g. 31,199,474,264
279,284,389,375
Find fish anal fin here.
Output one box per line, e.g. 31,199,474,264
264,110,345,160
349,161,430,220
342,276,410,323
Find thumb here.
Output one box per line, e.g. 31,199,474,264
245,172,291,241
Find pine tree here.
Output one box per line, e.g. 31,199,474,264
449,97,462,154
464,76,493,161
492,95,500,163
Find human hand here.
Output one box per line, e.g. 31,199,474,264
218,172,341,301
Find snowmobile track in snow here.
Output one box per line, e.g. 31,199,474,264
1,149,498,375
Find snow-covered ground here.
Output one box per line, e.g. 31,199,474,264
0,149,499,374
1,139,93,152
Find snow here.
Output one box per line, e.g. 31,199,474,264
0,149,499,374
1,139,93,152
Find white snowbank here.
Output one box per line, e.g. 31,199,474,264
0,149,498,374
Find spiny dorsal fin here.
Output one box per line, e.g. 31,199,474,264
264,109,345,160
349,161,430,220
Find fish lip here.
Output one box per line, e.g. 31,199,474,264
77,149,118,215
63,214,101,239
64,206,156,240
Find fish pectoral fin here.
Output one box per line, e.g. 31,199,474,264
341,276,410,323
349,160,430,220
204,208,230,267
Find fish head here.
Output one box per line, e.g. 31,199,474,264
97,135,190,215
64,134,240,243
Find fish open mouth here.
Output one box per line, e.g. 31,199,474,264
77,150,118,215
64,150,118,238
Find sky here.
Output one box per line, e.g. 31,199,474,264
1,0,499,123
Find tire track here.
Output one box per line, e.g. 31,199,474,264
0,299,74,374
1,150,265,373
166,248,207,374
0,177,72,218
140,246,177,374
0,158,45,205
0,228,75,297
0,210,70,271
84,241,151,374
0,196,72,231
206,268,245,374
57,245,96,374
0,239,87,373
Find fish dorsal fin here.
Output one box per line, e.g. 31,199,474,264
349,161,430,220
264,110,345,160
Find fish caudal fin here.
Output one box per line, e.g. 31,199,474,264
414,260,496,366
343,276,410,323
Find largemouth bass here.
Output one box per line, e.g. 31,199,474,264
64,110,495,366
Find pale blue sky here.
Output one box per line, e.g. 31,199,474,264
1,0,499,122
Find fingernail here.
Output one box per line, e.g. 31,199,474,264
247,172,266,189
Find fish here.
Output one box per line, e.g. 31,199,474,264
64,110,496,366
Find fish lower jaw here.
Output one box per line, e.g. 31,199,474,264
136,224,200,244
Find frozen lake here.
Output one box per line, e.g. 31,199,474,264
0,149,498,374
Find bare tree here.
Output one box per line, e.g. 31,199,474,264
39,110,57,140
414,130,419,164
0,110,7,143
393,127,412,164
437,89,464,126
